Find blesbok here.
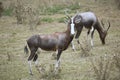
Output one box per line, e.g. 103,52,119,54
70,12,110,50
24,17,76,75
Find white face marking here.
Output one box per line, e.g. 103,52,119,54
70,18,75,35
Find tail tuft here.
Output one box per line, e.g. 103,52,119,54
24,45,29,54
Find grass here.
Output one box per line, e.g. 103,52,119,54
0,0,120,80
41,17,54,23
43,5,65,15
57,17,66,23
40,2,80,15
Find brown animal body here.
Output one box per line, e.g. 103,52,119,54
24,18,75,75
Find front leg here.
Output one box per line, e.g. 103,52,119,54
75,26,83,49
71,41,76,51
54,49,62,73
75,26,83,44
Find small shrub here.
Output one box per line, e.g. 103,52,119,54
79,37,92,57
35,64,61,80
115,0,120,9
90,55,113,80
2,8,13,16
113,53,120,72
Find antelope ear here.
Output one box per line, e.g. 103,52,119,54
74,15,82,24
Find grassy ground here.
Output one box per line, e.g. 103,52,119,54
0,0,120,80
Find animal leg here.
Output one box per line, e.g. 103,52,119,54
33,54,38,66
54,49,62,73
90,27,94,47
28,60,32,75
75,27,83,44
87,29,90,43
74,27,83,49
71,41,76,51
28,48,38,75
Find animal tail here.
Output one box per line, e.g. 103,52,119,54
24,45,29,54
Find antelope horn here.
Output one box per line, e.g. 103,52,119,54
106,20,110,32
64,18,68,24
65,10,71,20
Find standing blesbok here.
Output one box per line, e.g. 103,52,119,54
70,12,110,50
24,17,76,75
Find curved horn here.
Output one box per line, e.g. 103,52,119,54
65,10,71,20
101,20,111,32
106,20,110,32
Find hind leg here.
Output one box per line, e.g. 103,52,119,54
90,26,94,47
87,29,90,41
75,27,83,45
90,29,95,47
28,47,38,75
33,54,38,66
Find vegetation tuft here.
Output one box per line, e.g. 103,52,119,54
2,8,13,16
41,17,54,23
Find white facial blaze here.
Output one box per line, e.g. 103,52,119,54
70,18,75,35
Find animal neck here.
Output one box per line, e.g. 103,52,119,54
96,22,106,44
66,23,74,37
63,24,74,50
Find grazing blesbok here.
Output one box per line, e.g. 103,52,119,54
24,17,76,75
70,12,110,50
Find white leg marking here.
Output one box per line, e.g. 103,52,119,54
35,59,38,66
28,61,32,74
90,26,94,33
87,33,90,45
91,38,94,47
55,59,61,71
90,26,94,47
71,41,75,51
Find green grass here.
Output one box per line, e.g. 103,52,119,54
57,17,66,23
43,5,65,15
40,2,80,15
41,17,54,23
2,8,13,16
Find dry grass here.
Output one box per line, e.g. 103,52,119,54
0,0,120,80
